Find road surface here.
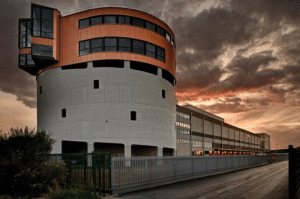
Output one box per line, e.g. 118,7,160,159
112,161,288,199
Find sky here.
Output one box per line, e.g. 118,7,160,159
0,0,299,150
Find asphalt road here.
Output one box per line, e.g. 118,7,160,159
112,161,288,199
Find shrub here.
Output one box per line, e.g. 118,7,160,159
47,184,99,199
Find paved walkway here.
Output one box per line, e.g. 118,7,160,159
109,161,288,199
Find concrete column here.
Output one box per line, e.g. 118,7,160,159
124,60,130,69
124,145,131,157
52,142,61,154
87,61,93,68
158,68,162,76
157,147,163,157
88,143,93,153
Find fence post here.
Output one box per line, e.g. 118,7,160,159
111,158,114,190
289,145,295,199
145,157,148,182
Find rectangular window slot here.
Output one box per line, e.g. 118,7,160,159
162,69,175,85
61,62,87,70
32,4,53,38
131,111,136,121
62,109,66,118
40,86,42,94
162,90,165,98
94,80,99,89
130,61,158,75
93,60,124,68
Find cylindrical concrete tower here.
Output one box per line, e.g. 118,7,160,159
18,4,177,157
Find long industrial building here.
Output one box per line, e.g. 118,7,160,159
18,3,270,157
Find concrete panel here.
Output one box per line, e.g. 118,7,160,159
214,123,221,136
235,130,240,141
176,143,191,156
222,126,228,138
229,128,234,139
204,120,213,135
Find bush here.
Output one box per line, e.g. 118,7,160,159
0,127,56,198
47,185,99,199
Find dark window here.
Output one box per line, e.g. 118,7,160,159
157,47,165,62
94,80,99,89
133,40,145,55
32,5,53,38
146,43,156,58
104,38,117,51
79,40,90,55
27,54,34,65
19,20,31,48
171,38,176,49
162,69,175,85
162,90,165,98
61,62,88,70
19,55,26,66
119,38,131,52
91,38,103,53
104,15,117,24
131,111,136,121
132,17,144,28
40,86,42,94
79,18,90,28
145,21,156,32
130,61,158,75
166,32,171,42
156,26,165,36
118,16,130,24
32,44,53,57
93,60,124,68
91,16,102,25
62,109,66,118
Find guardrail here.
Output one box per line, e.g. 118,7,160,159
289,145,300,199
111,155,271,194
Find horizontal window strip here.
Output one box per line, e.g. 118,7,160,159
79,37,165,63
78,14,176,49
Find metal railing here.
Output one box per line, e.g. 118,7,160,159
289,145,300,199
111,155,270,191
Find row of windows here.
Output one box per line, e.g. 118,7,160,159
19,54,34,66
192,141,202,147
176,121,191,129
79,37,165,62
177,139,190,144
19,20,31,48
79,15,176,49
176,128,190,135
32,44,53,57
204,142,213,148
176,112,190,119
32,5,53,38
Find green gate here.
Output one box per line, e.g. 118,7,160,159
59,152,112,194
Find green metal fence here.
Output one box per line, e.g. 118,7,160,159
49,152,112,194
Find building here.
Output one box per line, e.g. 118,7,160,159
19,4,177,157
259,133,271,152
18,4,270,157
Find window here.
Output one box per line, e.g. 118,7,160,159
130,61,157,75
146,43,156,58
79,40,90,55
91,16,102,25
104,38,117,51
104,15,117,24
91,38,102,53
61,63,88,70
166,33,171,42
131,111,136,121
79,18,90,28
162,69,175,85
94,80,99,89
162,90,165,98
32,44,53,57
19,20,31,48
133,40,145,55
145,21,156,32
132,17,144,28
118,16,130,24
192,141,202,148
177,139,190,144
156,26,165,36
119,38,131,52
157,47,165,61
32,5,53,38
62,109,66,118
19,54,35,66
93,60,124,68
40,86,42,94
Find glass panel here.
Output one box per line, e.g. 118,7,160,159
84,40,89,49
20,32,26,43
79,41,85,50
104,38,117,51
124,16,130,24
166,33,171,42
42,51,52,57
91,38,102,53
20,22,26,31
42,8,53,21
146,43,156,58
79,19,89,28
91,16,102,25
33,7,40,19
42,21,53,38
156,26,165,36
27,54,34,65
145,22,155,31
104,16,117,24
132,18,144,28
41,45,52,52
119,38,131,52
27,21,31,47
118,16,125,24
80,49,89,56
133,40,144,55
32,44,40,56
33,19,41,37
19,55,26,66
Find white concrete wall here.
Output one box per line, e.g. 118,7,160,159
37,61,176,154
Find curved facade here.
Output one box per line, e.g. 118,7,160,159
19,4,176,156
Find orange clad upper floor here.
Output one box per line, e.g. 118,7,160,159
18,4,176,77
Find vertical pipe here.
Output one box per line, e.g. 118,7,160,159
289,145,295,199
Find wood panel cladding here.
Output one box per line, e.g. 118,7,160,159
38,7,176,77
